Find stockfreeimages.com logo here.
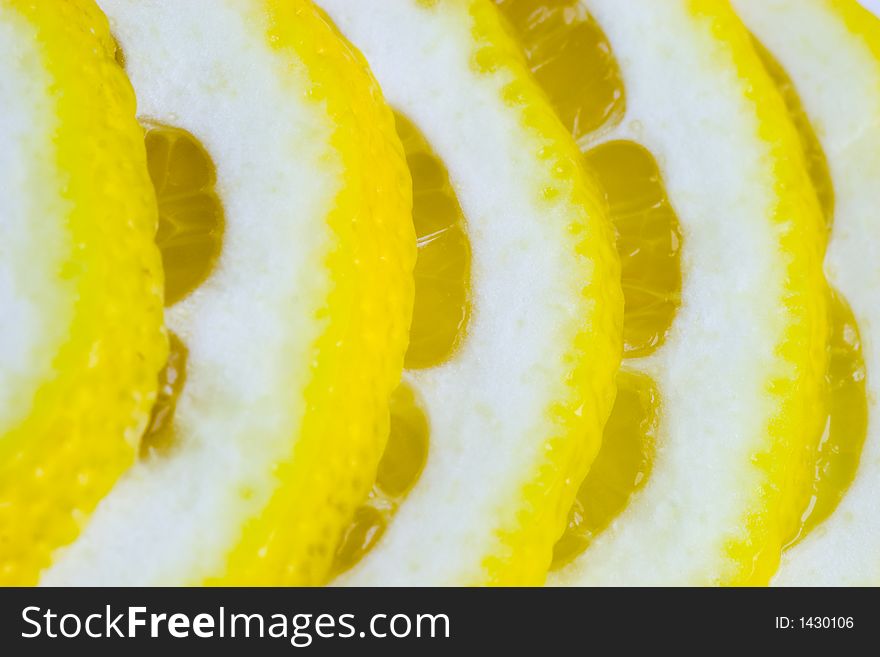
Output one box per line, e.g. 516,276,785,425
22,606,450,646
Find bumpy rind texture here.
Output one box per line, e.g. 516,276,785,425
43,0,412,587
548,0,827,586
734,0,880,586
319,0,622,585
0,0,166,585
693,0,828,584
468,0,622,584
218,0,416,585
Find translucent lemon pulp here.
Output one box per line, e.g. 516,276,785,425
584,141,683,358
752,35,868,548
786,290,867,546
331,111,470,575
331,382,429,576
551,369,659,568
395,111,472,370
495,0,867,565
494,0,624,142
140,332,187,458
493,0,681,565
144,123,224,307
139,124,222,458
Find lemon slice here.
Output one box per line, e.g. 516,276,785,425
0,1,165,585
732,0,880,586
316,0,623,585
42,0,414,586
516,0,828,585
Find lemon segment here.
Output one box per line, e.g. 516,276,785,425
747,39,866,551
541,0,827,585
332,110,472,573
331,380,429,577
732,0,880,586
497,2,683,359
551,369,658,569
42,0,414,586
0,0,166,585
396,111,473,370
751,32,869,549
785,290,867,548
145,123,225,308
584,141,683,358
750,37,835,229
317,0,623,585
494,0,625,141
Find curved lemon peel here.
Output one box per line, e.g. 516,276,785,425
43,0,414,586
0,0,166,585
546,0,827,586
733,0,880,586
318,0,622,585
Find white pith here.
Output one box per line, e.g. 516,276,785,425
42,0,340,585
317,0,606,585
734,0,880,586
0,7,74,437
552,0,800,585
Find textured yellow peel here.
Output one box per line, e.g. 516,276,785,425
317,0,621,585
552,369,658,569
40,0,414,587
503,0,829,586
0,0,166,585
396,111,472,370
751,37,835,229
687,0,827,584
215,0,415,585
467,0,622,583
730,0,880,586
145,123,225,308
747,6,869,552
331,381,429,577
492,0,682,572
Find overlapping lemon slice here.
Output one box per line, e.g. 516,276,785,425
732,0,880,586
495,0,828,585
42,0,414,586
317,0,623,585
0,0,166,585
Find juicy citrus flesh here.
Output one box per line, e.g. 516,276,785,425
137,123,218,459
495,0,682,359
316,0,621,585
492,0,680,566
750,34,869,550
786,289,867,547
395,111,472,370
584,141,683,358
551,369,658,569
331,381,429,576
0,0,166,585
144,123,224,307
140,331,187,458
493,0,624,142
331,109,470,573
